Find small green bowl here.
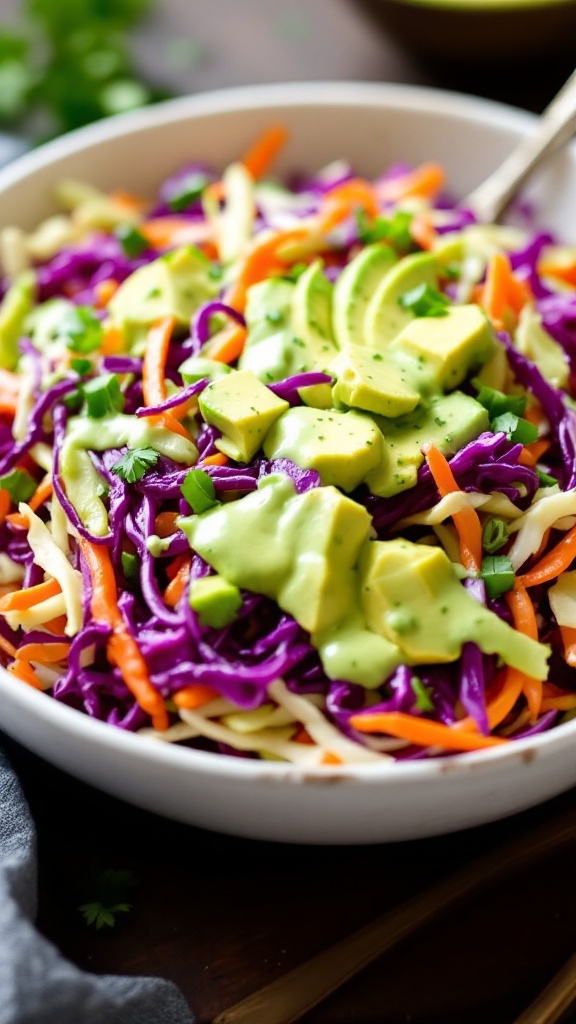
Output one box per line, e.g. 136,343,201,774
356,0,576,62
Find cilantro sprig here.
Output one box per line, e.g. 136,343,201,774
78,869,137,931
111,447,159,484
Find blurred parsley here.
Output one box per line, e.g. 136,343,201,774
0,0,170,140
78,868,138,930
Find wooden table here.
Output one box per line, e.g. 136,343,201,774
2,1,576,1021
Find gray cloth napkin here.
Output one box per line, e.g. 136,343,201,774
0,746,195,1024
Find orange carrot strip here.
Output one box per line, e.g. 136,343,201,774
0,577,61,613
0,489,10,527
518,523,576,588
320,751,343,765
16,641,70,664
173,683,219,710
225,227,310,314
0,368,20,416
349,711,507,750
155,511,180,538
28,474,53,513
164,551,189,582
0,633,17,659
164,556,191,609
319,178,379,234
140,217,214,250
141,316,192,441
7,659,44,690
293,726,314,745
377,162,445,203
5,512,28,529
559,624,576,668
201,453,229,467
410,211,437,251
79,537,168,730
423,443,483,572
202,323,247,364
537,257,576,288
505,582,542,720
101,325,125,356
241,123,289,180
95,278,119,308
42,615,68,636
481,252,531,327
541,694,576,712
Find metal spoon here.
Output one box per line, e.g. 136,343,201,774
464,67,576,224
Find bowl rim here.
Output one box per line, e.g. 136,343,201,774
377,0,576,10
0,79,575,789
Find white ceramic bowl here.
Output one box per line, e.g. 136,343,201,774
0,82,575,845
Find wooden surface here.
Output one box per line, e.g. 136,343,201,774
2,1,576,1021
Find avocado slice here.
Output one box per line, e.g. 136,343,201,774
363,252,438,348
330,343,420,418
390,304,496,393
108,245,219,349
332,242,397,349
263,405,383,492
198,369,289,463
366,391,489,498
0,270,35,370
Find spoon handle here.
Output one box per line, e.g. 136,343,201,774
464,67,576,224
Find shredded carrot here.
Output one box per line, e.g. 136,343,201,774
410,211,437,251
164,551,189,582
559,624,576,667
377,162,445,203
505,582,542,720
110,189,148,213
141,316,191,440
537,256,576,288
101,325,125,356
203,322,247,364
27,474,53,513
481,251,531,328
423,443,482,571
0,633,17,659
320,750,343,765
241,123,289,180
349,711,507,750
5,512,27,528
7,659,44,690
0,369,19,417
518,523,576,588
517,438,551,467
164,556,191,609
42,614,68,636
293,726,314,745
16,641,70,664
541,693,576,712
78,537,169,730
225,227,311,314
140,216,214,250
318,178,379,234
94,278,119,307
201,452,228,467
173,683,219,709
0,489,10,527
154,511,179,538
0,577,61,613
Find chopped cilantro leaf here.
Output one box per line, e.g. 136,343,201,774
398,282,449,317
168,173,210,212
491,411,538,445
59,305,104,354
411,675,434,712
115,223,148,258
181,468,219,513
111,447,159,483
0,468,36,503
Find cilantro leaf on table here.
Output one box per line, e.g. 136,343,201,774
78,868,138,930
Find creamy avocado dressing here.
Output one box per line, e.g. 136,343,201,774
180,475,550,688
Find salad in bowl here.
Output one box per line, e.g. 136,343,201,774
1,115,575,771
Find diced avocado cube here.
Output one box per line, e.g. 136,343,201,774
330,343,420,418
108,246,219,348
179,355,233,385
0,270,35,369
363,252,438,348
360,538,550,679
239,277,297,382
189,574,242,628
366,391,489,497
198,370,289,463
390,304,495,391
263,406,383,492
332,242,397,349
182,473,372,635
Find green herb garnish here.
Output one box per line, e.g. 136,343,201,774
356,209,413,250
475,384,526,420
121,550,139,580
398,282,449,317
83,373,125,417
411,675,434,712
0,468,36,503
491,411,538,445
482,517,509,554
78,868,137,931
480,554,515,600
111,446,159,483
168,172,209,212
59,305,104,355
181,468,219,513
115,223,148,258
